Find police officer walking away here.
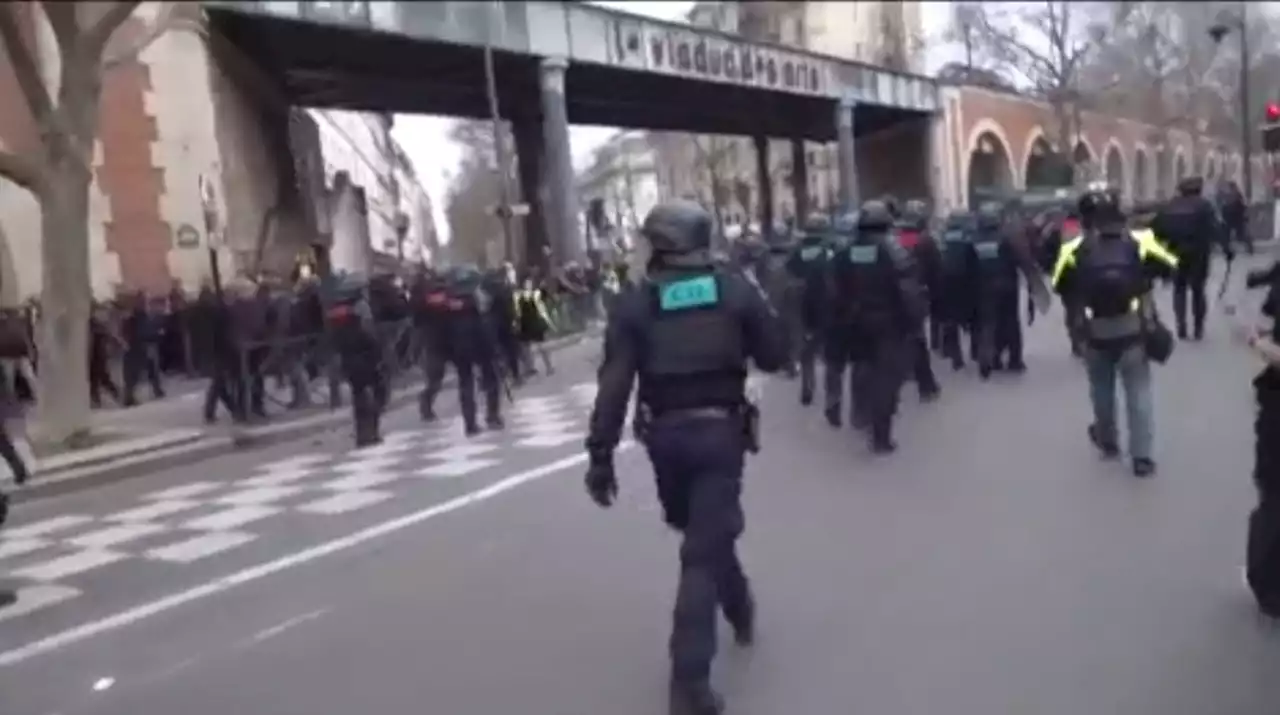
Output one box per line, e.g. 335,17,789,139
419,265,504,436
786,214,835,405
896,199,943,401
582,200,786,715
1151,176,1233,341
1050,185,1178,477
324,274,386,448
825,202,927,452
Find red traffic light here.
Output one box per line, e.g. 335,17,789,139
1267,102,1280,121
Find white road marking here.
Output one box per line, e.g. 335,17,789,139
516,432,586,448
67,523,168,550
245,608,330,645
13,550,127,582
107,500,202,523
3,515,93,540
415,459,500,479
330,456,403,474
320,470,402,492
428,444,501,461
214,486,302,507
295,490,390,515
238,466,323,489
0,537,50,561
143,482,224,502
0,585,80,624
0,446,630,668
259,453,329,470
184,505,280,532
145,531,256,564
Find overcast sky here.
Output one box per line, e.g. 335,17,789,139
391,1,957,245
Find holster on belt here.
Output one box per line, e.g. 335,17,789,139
742,400,761,455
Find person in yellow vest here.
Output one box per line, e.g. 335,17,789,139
515,277,556,376
1050,184,1178,478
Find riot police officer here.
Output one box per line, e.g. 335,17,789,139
937,210,980,370
825,201,927,452
1151,176,1233,341
786,214,836,405
897,199,942,401
582,200,786,715
970,202,1049,377
419,265,504,436
324,274,385,448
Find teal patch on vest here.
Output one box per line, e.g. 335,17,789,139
658,275,719,311
943,230,967,243
800,246,824,261
847,245,879,264
974,242,1001,260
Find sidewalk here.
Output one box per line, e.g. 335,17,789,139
16,330,597,502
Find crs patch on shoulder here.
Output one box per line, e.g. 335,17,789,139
658,275,720,311
847,245,879,264
800,245,825,261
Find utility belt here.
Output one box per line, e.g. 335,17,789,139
1083,309,1142,341
634,400,760,454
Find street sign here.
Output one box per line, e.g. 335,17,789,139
174,223,201,249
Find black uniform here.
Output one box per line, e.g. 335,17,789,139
1246,263,1280,615
583,200,786,715
896,200,942,400
785,216,835,405
824,201,927,452
1151,177,1232,340
324,280,385,448
971,202,1036,377
418,267,504,436
937,211,979,369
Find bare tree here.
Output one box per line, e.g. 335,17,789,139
445,120,508,265
0,2,176,445
877,2,910,72
732,177,753,225
963,2,1122,186
690,134,736,227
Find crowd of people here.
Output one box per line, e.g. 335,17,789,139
578,181,1274,713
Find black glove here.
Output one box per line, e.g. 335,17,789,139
584,455,617,508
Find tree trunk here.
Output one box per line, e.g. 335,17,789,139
34,157,94,446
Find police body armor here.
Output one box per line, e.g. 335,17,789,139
640,269,747,413
972,227,1016,292
832,234,901,338
788,235,830,329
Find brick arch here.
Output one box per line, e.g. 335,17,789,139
1102,138,1127,196
1172,145,1188,183
964,118,1018,203
1130,141,1153,200
1020,125,1056,188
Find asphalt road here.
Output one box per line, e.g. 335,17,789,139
1,274,1278,715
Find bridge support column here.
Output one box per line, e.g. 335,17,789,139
753,135,774,234
835,97,859,211
512,115,547,268
791,138,810,221
539,57,583,263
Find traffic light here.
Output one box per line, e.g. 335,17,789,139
1264,101,1280,153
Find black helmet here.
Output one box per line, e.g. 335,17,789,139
1077,183,1123,227
1177,176,1204,196
801,213,832,237
641,200,713,255
857,200,895,231
975,201,1004,230
903,199,929,220
879,195,901,219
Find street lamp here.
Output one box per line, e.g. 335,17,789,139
1209,3,1253,203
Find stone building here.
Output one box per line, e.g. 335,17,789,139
0,2,436,304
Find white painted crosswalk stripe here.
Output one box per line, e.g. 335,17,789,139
3,515,94,541
0,538,50,561
67,523,168,550
13,550,127,582
146,531,256,564
296,491,391,515
107,500,202,523
144,481,224,501
0,585,80,624
184,505,280,532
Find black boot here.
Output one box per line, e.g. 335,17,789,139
1088,424,1120,459
669,680,724,715
824,405,842,428
486,414,505,430
725,592,755,646
870,422,897,454
0,589,16,610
